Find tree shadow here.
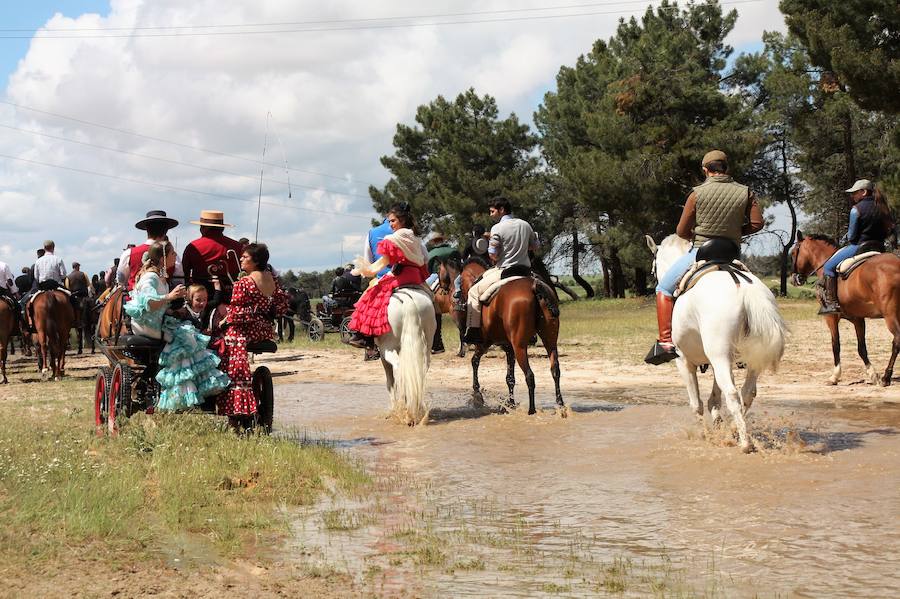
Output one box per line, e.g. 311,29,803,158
802,427,898,454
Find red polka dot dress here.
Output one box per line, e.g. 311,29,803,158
217,276,289,417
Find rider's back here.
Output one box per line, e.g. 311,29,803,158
490,217,536,269
692,176,750,248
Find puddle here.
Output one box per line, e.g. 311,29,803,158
276,382,900,597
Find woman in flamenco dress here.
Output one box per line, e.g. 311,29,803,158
124,241,230,411
216,243,289,430
347,203,429,349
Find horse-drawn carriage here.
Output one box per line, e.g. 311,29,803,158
278,288,360,343
93,286,276,435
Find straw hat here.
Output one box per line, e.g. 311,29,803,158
189,210,234,228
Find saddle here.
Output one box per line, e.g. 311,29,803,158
0,293,19,323
837,242,884,279
675,239,751,298
478,265,534,305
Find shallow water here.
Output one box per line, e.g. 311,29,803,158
278,382,900,597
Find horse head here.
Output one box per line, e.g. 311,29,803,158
790,231,837,286
646,234,691,283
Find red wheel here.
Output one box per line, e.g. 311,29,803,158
108,364,134,435
94,367,112,436
108,366,122,435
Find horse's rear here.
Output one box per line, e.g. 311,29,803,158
845,254,900,384
32,290,75,381
673,272,786,452
0,300,15,383
378,288,437,425
97,287,126,343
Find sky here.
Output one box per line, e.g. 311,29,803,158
0,0,786,277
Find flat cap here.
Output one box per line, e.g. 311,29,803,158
845,179,874,193
702,150,728,166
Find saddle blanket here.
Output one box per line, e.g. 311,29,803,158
837,251,881,278
675,260,751,297
479,275,526,304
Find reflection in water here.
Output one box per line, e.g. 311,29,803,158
278,382,900,597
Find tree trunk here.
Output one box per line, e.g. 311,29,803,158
633,267,649,296
779,133,799,296
609,247,626,298
571,229,594,299
600,255,611,298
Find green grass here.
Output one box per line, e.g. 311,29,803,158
0,379,368,567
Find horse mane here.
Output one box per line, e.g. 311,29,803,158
805,233,838,247
464,255,490,270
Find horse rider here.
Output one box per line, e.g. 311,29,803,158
21,240,68,331
819,179,894,315
117,210,181,292
15,267,33,299
28,248,45,292
645,150,764,365
463,197,540,345
182,210,244,300
65,262,93,298
0,260,15,319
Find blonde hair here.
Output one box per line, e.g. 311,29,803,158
187,284,207,303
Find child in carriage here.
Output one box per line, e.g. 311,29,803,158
124,241,230,411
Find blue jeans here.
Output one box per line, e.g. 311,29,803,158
823,244,859,277
656,249,699,297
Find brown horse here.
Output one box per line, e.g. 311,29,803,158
31,290,74,381
791,231,900,386
71,292,99,354
460,258,563,415
435,258,466,357
96,286,127,344
0,298,16,383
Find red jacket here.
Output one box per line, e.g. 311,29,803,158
182,232,244,285
127,243,175,291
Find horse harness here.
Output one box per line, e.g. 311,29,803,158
675,238,752,298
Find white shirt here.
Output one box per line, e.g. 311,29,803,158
116,239,184,287
34,253,67,284
0,261,13,291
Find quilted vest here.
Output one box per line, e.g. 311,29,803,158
692,175,749,248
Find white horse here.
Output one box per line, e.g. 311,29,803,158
377,287,437,426
646,234,787,452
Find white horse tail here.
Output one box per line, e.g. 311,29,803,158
397,296,428,424
736,281,787,373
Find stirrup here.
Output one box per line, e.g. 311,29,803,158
644,341,677,365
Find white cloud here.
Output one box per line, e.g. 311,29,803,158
0,0,782,276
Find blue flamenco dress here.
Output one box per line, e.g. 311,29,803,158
124,271,230,411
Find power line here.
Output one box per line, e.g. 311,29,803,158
0,1,764,39
0,121,372,200
0,99,359,183
0,152,375,221
0,1,722,32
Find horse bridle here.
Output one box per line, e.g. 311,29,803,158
789,240,831,286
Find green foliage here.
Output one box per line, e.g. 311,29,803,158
780,0,900,114
370,88,552,244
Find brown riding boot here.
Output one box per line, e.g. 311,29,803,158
644,292,678,365
818,275,840,315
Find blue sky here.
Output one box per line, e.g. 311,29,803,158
0,1,109,92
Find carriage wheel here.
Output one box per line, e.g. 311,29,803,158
307,317,325,342
94,366,113,436
108,363,134,435
340,316,353,344
252,366,274,434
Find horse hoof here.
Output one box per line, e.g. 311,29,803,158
826,378,839,386
40,369,49,381
471,392,484,408
881,377,892,387
528,408,536,415
741,443,756,454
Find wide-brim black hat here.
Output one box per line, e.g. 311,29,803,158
136,210,179,231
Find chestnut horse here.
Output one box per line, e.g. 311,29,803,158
0,298,16,383
460,258,563,415
791,231,900,386
31,290,74,381
96,286,127,344
435,258,466,357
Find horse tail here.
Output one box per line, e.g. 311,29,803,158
397,295,429,424
736,281,787,373
533,279,560,324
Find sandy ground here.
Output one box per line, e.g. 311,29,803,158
2,313,898,597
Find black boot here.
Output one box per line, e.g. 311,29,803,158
818,276,840,315
348,331,371,349
432,314,445,354
463,327,483,345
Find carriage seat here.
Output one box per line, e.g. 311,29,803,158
120,334,165,350
247,340,277,354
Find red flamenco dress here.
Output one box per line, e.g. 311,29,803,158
349,237,428,337
217,276,289,417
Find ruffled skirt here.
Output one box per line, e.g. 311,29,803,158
348,274,400,337
156,316,231,411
